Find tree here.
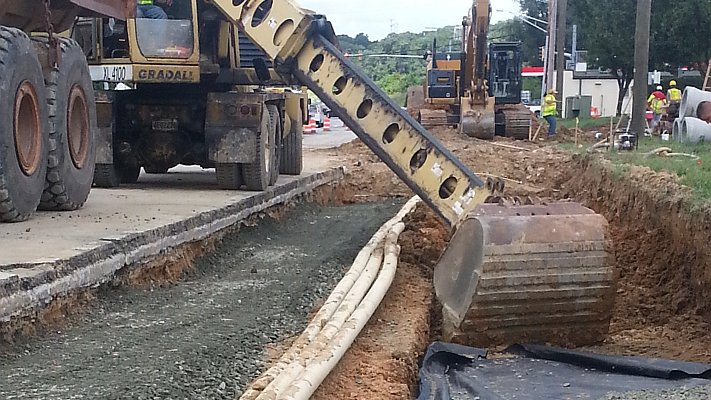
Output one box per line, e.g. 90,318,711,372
569,0,636,115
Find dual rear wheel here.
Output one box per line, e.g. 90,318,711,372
0,28,95,222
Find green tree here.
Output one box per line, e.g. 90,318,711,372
568,0,636,115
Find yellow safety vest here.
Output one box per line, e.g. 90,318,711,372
138,0,153,5
667,88,682,102
542,94,557,117
647,94,664,114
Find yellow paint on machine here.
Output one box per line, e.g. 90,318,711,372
133,65,200,83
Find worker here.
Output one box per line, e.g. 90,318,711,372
667,80,682,119
697,101,711,123
667,81,682,104
647,85,666,132
136,0,171,19
542,89,558,137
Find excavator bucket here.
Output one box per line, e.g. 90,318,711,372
460,97,496,139
434,202,615,347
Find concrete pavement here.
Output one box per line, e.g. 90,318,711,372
0,129,357,323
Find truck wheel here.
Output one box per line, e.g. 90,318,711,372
93,163,139,187
280,117,303,175
266,104,281,185
216,163,243,189
33,37,96,211
0,28,49,222
242,107,274,191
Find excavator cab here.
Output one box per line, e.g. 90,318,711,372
488,42,522,105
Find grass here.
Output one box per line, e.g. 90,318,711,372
558,117,621,130
605,138,711,206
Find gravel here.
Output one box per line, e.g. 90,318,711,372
0,200,402,399
601,384,711,400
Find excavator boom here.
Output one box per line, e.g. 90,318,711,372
207,0,615,347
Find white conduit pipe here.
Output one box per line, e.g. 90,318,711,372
280,224,406,400
255,247,385,400
240,196,420,400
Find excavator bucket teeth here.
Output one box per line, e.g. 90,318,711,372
434,202,615,347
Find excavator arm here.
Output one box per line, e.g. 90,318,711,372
207,0,615,349
205,0,491,227
460,0,496,138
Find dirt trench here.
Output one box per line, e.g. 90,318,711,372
311,133,711,399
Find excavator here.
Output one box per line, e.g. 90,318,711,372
0,0,614,347
407,0,532,139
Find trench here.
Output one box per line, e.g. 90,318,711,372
313,150,711,399
0,199,403,400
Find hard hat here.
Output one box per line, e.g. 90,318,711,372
548,89,558,94
670,80,677,87
656,85,663,90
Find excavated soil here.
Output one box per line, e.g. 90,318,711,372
567,157,711,362
311,128,711,399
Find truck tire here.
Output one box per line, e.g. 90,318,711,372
216,163,243,189
33,37,96,211
279,117,303,175
266,104,281,185
242,107,274,191
93,163,140,188
0,27,49,222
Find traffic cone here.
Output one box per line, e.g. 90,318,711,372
323,117,331,132
304,119,317,134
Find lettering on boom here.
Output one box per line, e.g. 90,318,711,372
137,68,197,82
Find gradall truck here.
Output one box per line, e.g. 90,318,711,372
0,0,615,349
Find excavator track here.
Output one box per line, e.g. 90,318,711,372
435,201,615,346
496,104,532,139
418,109,449,129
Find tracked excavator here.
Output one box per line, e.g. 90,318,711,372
407,0,532,139
0,0,614,346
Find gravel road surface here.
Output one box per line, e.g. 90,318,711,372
0,200,402,399
602,384,711,399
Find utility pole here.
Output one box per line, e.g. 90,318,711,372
555,0,567,102
545,0,557,96
631,0,652,137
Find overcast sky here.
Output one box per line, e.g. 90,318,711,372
299,0,521,41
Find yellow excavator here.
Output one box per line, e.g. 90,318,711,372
0,0,614,347
407,0,532,140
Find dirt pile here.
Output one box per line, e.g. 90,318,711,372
328,128,575,201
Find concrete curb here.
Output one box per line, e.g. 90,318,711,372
0,167,345,322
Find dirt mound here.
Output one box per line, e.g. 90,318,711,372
566,156,711,361
328,129,575,202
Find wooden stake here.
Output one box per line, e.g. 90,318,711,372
532,123,544,141
575,117,579,146
528,122,533,141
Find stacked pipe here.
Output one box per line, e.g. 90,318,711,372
240,197,420,400
673,87,711,143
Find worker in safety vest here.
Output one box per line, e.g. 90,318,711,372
542,89,558,137
647,85,667,131
666,80,682,119
137,0,171,19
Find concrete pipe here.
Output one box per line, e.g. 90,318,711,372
679,86,711,118
672,118,682,142
680,117,711,144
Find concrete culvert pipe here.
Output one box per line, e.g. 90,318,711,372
679,86,711,118
672,118,682,142
680,117,711,144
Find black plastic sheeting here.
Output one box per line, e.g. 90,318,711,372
417,342,711,400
